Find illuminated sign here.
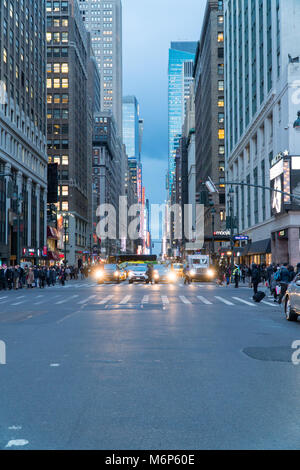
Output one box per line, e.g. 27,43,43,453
234,235,249,241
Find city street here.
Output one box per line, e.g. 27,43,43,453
1,280,300,450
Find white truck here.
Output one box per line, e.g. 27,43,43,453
187,254,215,282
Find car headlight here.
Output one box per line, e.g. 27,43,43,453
207,269,215,278
168,272,176,281
128,271,134,278
95,270,103,279
154,273,159,280
114,271,119,277
190,269,196,276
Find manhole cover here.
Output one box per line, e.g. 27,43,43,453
243,346,293,363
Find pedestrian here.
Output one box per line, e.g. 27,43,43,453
225,266,231,286
251,264,261,295
146,264,154,285
277,263,291,304
26,268,34,288
233,264,240,288
183,264,191,285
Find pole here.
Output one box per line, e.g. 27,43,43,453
230,190,234,268
64,220,67,265
212,212,215,262
17,211,20,265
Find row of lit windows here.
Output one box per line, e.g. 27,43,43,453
46,32,69,44
47,93,69,104
47,78,69,88
48,155,69,165
47,63,69,74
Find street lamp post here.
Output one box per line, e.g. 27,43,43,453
228,188,235,268
63,215,68,265
211,207,216,262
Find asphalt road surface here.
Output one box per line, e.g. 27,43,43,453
1,279,300,450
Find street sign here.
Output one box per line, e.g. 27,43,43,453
234,235,249,241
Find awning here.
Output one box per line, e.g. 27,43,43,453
243,239,271,255
47,226,59,240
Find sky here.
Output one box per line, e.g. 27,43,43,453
123,0,207,206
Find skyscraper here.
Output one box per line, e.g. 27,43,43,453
225,0,300,265
122,96,140,161
194,0,225,255
79,0,123,135
47,0,92,265
122,95,143,201
168,41,197,197
0,0,48,266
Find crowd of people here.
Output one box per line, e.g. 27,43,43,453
0,264,90,291
217,262,300,303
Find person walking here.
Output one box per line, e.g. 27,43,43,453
233,265,241,288
251,264,261,295
225,266,231,286
26,268,34,288
277,263,291,305
183,264,191,285
146,264,154,285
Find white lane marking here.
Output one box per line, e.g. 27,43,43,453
36,295,44,298
50,363,60,367
55,295,79,305
214,296,234,306
99,295,114,305
78,295,96,305
5,440,29,448
142,295,149,304
0,296,8,300
11,301,26,306
179,295,191,304
120,295,131,305
232,297,256,307
197,296,213,305
261,300,279,307
8,425,22,430
16,295,25,299
161,295,169,305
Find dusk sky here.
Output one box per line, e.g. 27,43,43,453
123,0,206,206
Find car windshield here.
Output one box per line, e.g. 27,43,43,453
155,265,168,272
173,264,182,269
104,264,117,271
133,266,147,272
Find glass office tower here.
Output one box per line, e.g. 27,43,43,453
168,42,197,197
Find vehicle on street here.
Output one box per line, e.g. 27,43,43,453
187,255,216,282
95,264,121,284
171,263,184,278
127,265,148,284
284,275,300,321
153,265,177,284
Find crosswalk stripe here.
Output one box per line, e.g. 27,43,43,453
142,295,149,304
55,295,79,305
197,296,212,305
214,296,234,306
120,295,131,305
11,301,25,306
232,297,256,307
78,295,96,305
261,300,278,307
99,295,114,305
179,295,191,304
0,296,8,300
161,295,169,305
